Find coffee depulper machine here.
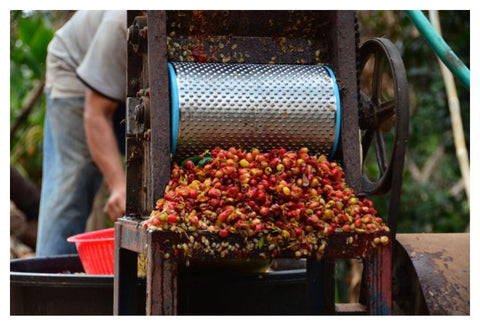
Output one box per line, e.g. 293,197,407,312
114,10,409,315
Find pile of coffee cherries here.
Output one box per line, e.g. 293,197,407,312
143,147,389,258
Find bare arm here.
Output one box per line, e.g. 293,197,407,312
84,88,126,222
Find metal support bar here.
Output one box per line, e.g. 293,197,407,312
146,10,171,208
331,11,362,193
307,259,335,314
146,235,178,314
364,242,392,314
114,223,140,315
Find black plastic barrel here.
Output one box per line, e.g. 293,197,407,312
178,264,308,315
10,255,145,315
11,255,308,315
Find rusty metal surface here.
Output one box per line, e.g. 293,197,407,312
166,10,335,65
115,219,391,315
126,11,146,217
125,10,364,216
363,241,392,314
114,222,144,315
330,11,361,194
395,233,469,315
117,220,389,261
146,233,178,315
116,218,146,253
147,11,172,211
127,11,145,97
391,236,429,314
126,11,155,217
167,11,334,38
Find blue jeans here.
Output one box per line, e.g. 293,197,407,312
36,94,103,256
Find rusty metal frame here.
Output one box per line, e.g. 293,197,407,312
331,11,362,192
115,219,391,314
115,10,391,315
125,10,362,216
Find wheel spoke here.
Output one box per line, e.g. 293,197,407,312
374,129,388,174
378,100,396,132
359,91,371,109
371,50,384,103
362,129,374,163
377,100,395,120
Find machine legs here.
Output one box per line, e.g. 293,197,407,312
363,243,392,314
307,259,335,314
114,244,140,314
145,239,178,315
114,223,391,315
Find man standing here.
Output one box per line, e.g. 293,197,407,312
36,11,127,256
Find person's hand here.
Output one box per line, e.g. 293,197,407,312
103,187,126,222
84,89,126,223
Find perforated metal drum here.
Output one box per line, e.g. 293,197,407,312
168,62,341,162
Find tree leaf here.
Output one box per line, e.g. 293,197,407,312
30,26,53,64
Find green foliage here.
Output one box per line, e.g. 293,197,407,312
358,10,470,233
10,11,57,185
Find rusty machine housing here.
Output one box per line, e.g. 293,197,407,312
115,10,411,315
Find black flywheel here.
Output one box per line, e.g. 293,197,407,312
358,37,409,196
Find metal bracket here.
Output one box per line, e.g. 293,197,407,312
126,92,150,139
127,16,148,54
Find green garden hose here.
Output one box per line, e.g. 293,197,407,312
406,10,470,89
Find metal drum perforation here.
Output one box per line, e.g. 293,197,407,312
170,62,340,162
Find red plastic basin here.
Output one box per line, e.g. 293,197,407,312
67,228,114,275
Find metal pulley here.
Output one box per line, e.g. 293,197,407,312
358,37,409,196
358,37,409,238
